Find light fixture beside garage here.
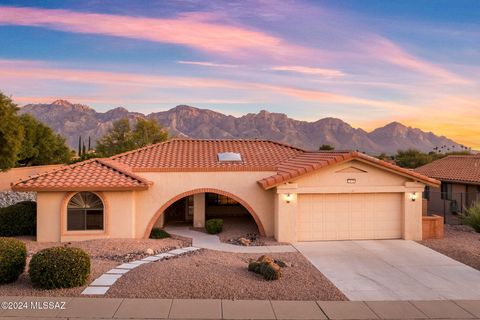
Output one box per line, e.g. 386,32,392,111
284,193,293,203
409,192,418,201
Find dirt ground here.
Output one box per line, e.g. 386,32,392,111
0,236,189,297
419,224,480,271
106,249,347,301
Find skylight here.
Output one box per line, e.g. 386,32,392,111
218,152,242,162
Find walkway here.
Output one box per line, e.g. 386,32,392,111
165,226,297,253
295,239,480,301
1,297,480,319
82,246,201,295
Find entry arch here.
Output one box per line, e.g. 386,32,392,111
143,188,266,238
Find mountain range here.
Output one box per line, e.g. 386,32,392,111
19,100,465,154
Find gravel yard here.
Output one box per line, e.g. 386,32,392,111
106,249,347,301
0,237,189,297
419,224,480,271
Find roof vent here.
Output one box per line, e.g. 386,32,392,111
218,152,242,162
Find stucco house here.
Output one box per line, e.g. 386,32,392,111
12,139,439,243
415,154,480,216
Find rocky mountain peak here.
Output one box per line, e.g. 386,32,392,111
51,99,73,107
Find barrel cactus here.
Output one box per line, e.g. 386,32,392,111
262,262,281,281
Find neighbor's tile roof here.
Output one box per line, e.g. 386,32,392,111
415,155,480,185
258,151,440,189
11,158,150,192
111,139,305,171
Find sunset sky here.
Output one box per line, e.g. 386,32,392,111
0,1,478,148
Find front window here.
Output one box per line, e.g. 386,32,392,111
441,183,452,200
67,192,104,231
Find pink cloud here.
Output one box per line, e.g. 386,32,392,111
0,59,410,110
0,6,311,60
177,61,239,68
270,65,345,77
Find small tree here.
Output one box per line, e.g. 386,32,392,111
17,114,71,166
96,118,168,157
394,149,433,169
0,93,23,171
319,144,334,151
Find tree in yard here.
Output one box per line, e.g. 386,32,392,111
394,149,433,169
95,118,168,157
132,118,169,148
16,114,71,166
319,144,335,151
0,93,23,171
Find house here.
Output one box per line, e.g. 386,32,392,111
11,139,439,243
415,155,480,216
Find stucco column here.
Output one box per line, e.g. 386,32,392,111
193,193,206,228
402,182,425,240
275,184,298,243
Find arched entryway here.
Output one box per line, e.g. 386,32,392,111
143,188,266,238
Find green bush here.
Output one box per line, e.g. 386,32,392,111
150,228,170,239
29,247,90,289
460,201,480,232
0,201,36,236
0,237,27,284
205,218,223,234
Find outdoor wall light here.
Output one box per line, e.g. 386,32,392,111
284,193,293,203
409,192,417,202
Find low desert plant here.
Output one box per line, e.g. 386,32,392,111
0,237,27,284
0,201,37,236
150,228,170,239
29,247,90,289
460,201,480,232
205,218,223,234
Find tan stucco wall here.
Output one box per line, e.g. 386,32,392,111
36,191,135,242
134,171,277,238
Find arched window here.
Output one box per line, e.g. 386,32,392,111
67,192,104,231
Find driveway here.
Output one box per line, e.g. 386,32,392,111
294,240,480,301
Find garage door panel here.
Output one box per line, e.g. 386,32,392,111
297,193,402,241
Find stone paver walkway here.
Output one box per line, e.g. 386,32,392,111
165,226,297,253
1,297,480,319
82,246,201,295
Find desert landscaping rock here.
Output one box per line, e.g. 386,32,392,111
106,250,346,300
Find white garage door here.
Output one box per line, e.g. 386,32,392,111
297,193,402,241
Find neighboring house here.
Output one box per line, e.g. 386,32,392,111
415,155,480,216
12,139,438,243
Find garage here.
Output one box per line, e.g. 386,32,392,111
297,193,402,241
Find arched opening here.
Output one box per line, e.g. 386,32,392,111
144,188,265,238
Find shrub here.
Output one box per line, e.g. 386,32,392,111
460,201,480,232
0,237,27,284
29,247,90,289
150,228,170,239
205,218,223,234
0,201,36,236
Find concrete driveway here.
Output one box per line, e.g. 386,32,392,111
294,240,480,301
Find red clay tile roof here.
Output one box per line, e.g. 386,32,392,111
111,139,304,171
11,158,150,192
12,139,438,191
415,155,480,185
258,151,440,189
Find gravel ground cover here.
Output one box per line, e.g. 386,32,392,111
419,224,480,271
106,249,347,301
0,237,190,297
194,216,286,246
